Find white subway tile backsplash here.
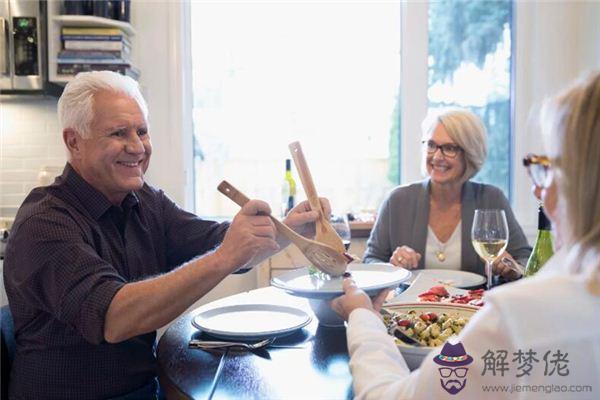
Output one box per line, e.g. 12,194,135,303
1,131,23,146
0,170,38,183
0,194,28,207
22,158,65,170
3,145,49,158
46,144,68,158
0,157,21,169
0,97,62,207
25,130,61,142
0,183,22,194
45,122,61,133
22,183,41,194
2,120,46,135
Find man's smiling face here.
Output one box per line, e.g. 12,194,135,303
70,90,151,205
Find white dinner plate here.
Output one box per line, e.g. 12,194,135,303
386,273,469,305
271,263,412,300
191,304,311,340
408,269,486,289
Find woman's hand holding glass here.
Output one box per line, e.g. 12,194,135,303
471,209,509,290
492,251,522,281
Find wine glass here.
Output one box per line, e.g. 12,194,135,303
330,214,351,250
471,209,509,290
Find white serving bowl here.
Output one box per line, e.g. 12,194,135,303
382,302,479,370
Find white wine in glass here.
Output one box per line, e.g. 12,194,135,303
471,209,509,290
471,239,507,261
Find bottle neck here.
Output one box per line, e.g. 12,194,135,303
536,229,553,240
538,206,552,231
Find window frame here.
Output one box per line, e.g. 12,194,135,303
176,0,540,237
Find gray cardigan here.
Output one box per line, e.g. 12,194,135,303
363,180,532,276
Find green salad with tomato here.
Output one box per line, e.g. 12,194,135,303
383,309,469,347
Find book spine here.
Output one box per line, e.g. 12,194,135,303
58,49,130,59
58,63,130,73
57,58,130,65
57,64,140,80
61,34,127,42
61,27,124,36
63,41,130,51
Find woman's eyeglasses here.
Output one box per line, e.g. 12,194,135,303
523,153,552,188
422,140,462,158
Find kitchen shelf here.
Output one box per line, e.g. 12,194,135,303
46,0,138,86
52,15,135,37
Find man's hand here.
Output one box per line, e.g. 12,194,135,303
282,197,331,239
214,199,279,271
330,278,391,321
390,245,421,269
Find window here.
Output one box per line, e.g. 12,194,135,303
190,2,401,217
427,0,513,196
189,1,513,217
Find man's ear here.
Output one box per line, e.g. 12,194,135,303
63,128,82,158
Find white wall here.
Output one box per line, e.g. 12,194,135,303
512,0,600,233
131,1,192,208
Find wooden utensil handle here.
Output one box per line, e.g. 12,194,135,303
288,141,323,214
217,180,308,249
217,181,250,208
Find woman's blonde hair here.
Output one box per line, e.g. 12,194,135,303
541,71,600,295
421,108,487,181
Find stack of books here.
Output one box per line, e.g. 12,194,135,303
57,26,139,80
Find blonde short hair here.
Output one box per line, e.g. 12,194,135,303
57,71,148,138
541,71,600,295
421,108,487,181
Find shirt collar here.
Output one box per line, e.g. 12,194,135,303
60,163,140,220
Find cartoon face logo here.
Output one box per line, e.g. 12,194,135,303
432,341,473,395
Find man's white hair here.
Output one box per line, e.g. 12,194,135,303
57,71,148,138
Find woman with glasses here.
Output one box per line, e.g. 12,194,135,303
332,72,600,399
364,108,531,282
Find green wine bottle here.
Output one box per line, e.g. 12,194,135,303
524,205,554,277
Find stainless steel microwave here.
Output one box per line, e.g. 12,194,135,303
0,0,45,91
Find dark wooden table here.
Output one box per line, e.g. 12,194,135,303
157,287,353,400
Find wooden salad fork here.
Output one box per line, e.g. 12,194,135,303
217,180,348,276
288,141,346,254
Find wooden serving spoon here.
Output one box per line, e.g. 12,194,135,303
288,141,346,254
217,180,348,277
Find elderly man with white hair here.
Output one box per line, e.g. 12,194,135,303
364,108,531,280
3,71,326,400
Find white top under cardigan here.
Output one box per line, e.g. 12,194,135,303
425,222,461,270
346,248,600,400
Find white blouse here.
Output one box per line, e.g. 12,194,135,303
346,248,600,399
425,222,461,270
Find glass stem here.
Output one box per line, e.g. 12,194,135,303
486,260,493,290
